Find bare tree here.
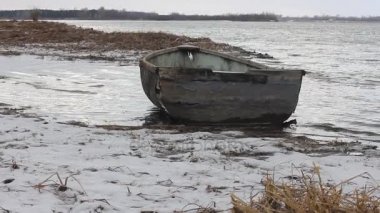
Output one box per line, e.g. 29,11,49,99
30,9,40,21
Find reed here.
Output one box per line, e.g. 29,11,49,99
232,166,379,213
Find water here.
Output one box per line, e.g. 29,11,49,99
0,56,152,125
2,20,380,142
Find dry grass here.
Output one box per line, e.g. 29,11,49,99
33,172,86,195
0,20,234,51
232,166,379,213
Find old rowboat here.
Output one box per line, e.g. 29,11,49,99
139,45,305,124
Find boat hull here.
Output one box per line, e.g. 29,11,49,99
139,46,304,124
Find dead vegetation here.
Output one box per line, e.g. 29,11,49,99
278,136,378,156
33,172,86,194
0,20,237,52
231,165,379,213
11,159,19,170
176,202,219,213
1,159,20,170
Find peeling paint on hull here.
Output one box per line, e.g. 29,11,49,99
140,45,305,124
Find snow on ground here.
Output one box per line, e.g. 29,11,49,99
0,109,379,212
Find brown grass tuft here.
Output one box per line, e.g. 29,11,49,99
232,166,379,213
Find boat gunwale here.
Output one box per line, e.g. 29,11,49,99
157,67,305,77
139,46,305,76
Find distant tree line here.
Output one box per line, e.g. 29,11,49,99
0,9,278,22
280,15,380,22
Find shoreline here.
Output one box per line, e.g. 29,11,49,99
0,20,273,65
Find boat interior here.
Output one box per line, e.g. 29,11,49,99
148,50,264,73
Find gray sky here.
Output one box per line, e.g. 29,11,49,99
1,0,379,17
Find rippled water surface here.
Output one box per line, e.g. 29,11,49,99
0,56,152,125
2,21,380,142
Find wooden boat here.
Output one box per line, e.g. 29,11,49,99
139,45,305,124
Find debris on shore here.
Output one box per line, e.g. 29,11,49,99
232,167,379,213
0,20,274,63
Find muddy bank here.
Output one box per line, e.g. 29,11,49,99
1,106,379,212
0,20,271,63
2,102,376,159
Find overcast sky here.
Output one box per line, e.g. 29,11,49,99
1,0,379,17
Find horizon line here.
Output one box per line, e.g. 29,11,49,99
0,8,379,18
